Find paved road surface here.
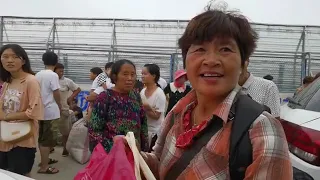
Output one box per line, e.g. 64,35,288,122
31,147,86,180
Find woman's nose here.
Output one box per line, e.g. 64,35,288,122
203,51,222,67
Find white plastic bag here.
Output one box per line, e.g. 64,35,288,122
125,132,156,180
66,118,91,164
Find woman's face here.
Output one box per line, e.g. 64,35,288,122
185,38,242,97
176,75,187,84
89,72,96,81
115,63,136,92
141,67,155,84
0,48,25,73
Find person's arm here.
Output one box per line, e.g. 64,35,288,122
86,92,98,102
87,86,106,102
53,90,61,111
144,105,161,119
1,78,44,121
51,74,62,111
145,91,166,119
245,113,293,180
264,83,281,118
67,79,81,105
90,91,108,133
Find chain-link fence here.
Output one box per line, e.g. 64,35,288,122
1,17,320,92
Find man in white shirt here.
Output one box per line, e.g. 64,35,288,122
36,51,61,174
239,60,281,117
54,63,81,157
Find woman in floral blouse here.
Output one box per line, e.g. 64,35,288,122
89,59,149,152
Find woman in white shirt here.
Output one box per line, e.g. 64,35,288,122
140,64,166,152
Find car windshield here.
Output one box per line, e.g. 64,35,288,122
289,78,320,111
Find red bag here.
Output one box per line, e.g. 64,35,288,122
74,142,136,180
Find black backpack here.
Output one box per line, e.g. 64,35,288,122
165,94,271,180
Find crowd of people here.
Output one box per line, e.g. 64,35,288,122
0,7,315,180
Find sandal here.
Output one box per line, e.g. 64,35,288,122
37,166,59,174
38,158,58,167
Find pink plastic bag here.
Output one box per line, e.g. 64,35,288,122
74,143,107,180
74,142,136,180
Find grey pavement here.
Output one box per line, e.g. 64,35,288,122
31,147,86,180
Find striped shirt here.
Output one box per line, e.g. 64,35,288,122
142,86,292,180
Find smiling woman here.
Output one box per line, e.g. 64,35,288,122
133,8,293,180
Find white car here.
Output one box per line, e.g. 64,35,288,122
0,169,34,180
280,78,320,180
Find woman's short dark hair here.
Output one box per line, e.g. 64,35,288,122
90,67,103,75
144,64,160,83
105,62,114,70
54,63,64,71
110,59,136,84
178,9,258,68
42,51,58,66
0,44,35,83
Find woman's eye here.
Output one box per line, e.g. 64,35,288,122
193,48,205,52
220,47,232,52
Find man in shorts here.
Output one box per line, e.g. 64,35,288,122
36,51,61,174
54,63,81,156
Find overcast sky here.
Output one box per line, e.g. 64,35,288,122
0,0,318,25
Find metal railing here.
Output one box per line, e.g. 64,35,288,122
1,16,320,92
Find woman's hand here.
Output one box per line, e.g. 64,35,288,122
113,135,141,152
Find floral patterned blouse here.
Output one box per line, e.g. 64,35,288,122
88,89,149,152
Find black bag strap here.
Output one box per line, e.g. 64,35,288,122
165,94,266,180
164,116,223,180
229,95,265,180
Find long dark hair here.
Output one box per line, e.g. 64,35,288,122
0,44,34,83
